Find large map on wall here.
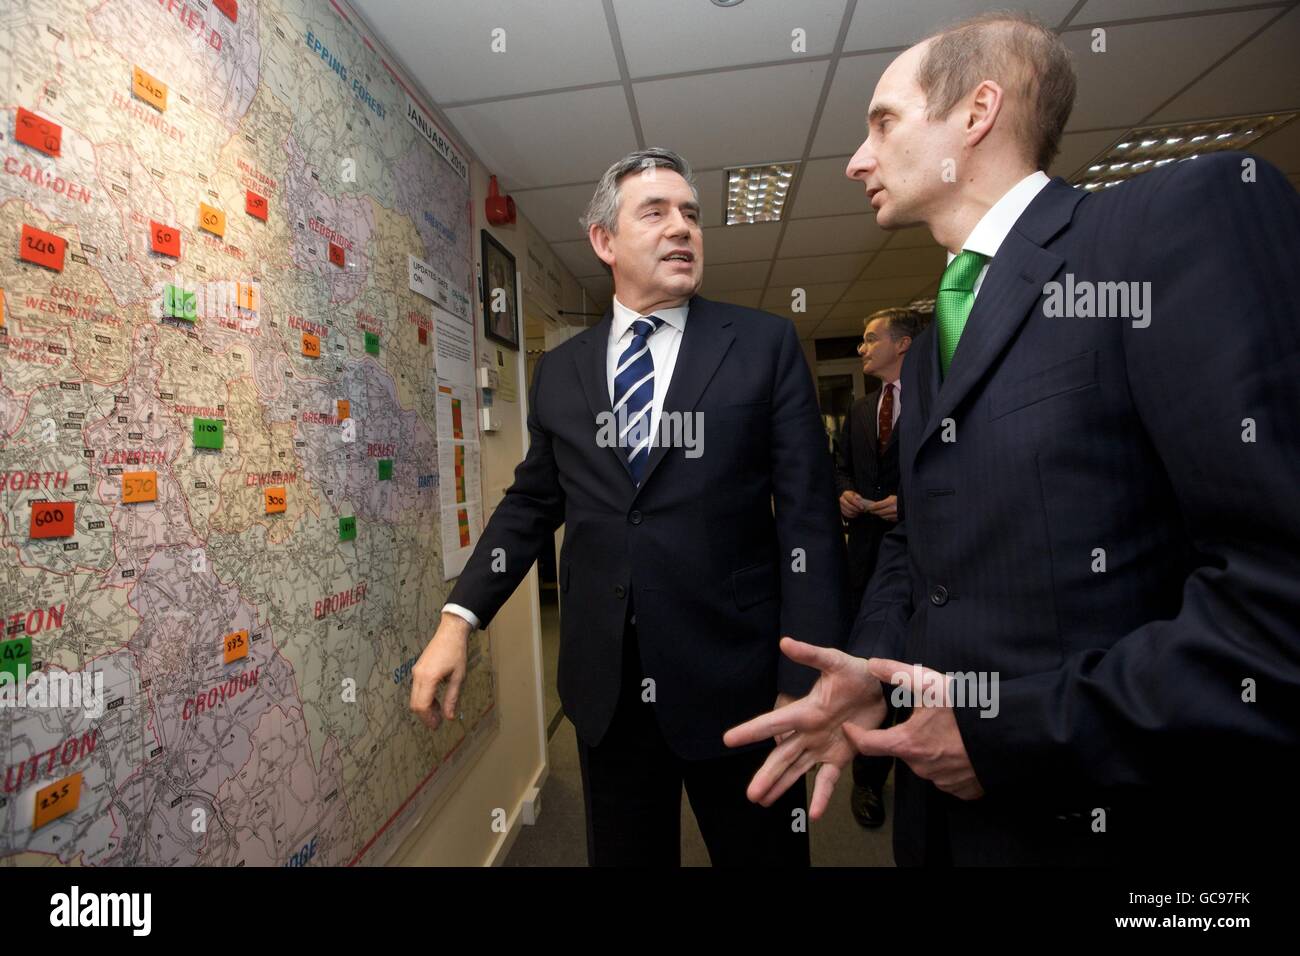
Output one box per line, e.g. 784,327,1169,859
0,0,495,865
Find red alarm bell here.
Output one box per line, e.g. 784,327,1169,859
485,175,516,225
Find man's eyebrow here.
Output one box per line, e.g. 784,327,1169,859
867,104,894,125
635,196,701,214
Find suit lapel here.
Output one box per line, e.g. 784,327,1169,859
576,309,636,481
916,178,1083,451
634,295,735,495
863,388,881,468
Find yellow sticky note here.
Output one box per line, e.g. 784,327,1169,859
199,203,225,238
223,630,248,665
122,471,157,503
34,772,82,830
132,66,168,111
237,282,258,311
264,486,286,514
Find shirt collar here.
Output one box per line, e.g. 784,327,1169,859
947,170,1051,265
612,296,689,341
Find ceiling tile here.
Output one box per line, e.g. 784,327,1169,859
513,182,598,243
842,0,1077,52
862,246,944,280
636,61,828,169
1073,0,1274,25
778,214,889,257
701,260,772,292
816,316,878,337
828,301,883,320
1061,10,1277,130
1148,7,1300,124
354,0,620,104
1050,128,1127,179
696,168,727,228
789,155,872,218
702,222,783,264
809,50,894,157
769,252,869,285
847,276,935,301
1252,116,1300,176
764,302,832,322
446,86,638,189
613,0,847,78
552,238,606,278
760,283,849,310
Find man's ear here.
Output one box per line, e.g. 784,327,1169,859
589,223,616,269
896,334,913,356
964,80,1004,150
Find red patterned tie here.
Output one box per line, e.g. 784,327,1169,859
878,383,894,454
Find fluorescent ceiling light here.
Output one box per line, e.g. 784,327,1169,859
1072,113,1296,190
724,162,800,225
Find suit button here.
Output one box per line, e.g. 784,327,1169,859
614,585,626,599
930,585,949,606
628,510,642,525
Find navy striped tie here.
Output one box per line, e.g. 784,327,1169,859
612,315,664,484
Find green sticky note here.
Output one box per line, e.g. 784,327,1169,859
164,285,196,321
378,459,392,481
364,332,380,356
193,417,224,449
339,516,357,541
0,636,32,680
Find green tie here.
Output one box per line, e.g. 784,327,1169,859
936,249,988,377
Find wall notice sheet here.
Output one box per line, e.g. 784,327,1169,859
433,299,482,579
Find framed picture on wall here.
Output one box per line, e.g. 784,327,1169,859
480,230,519,351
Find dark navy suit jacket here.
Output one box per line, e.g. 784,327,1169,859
449,296,848,759
835,386,901,595
851,153,1300,864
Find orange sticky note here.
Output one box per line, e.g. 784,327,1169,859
198,203,225,238
336,400,350,421
264,487,286,514
301,333,320,358
245,190,267,221
20,224,66,271
122,471,157,503
328,242,345,267
237,283,257,311
33,772,82,829
132,66,168,111
150,220,180,257
223,629,248,664
30,501,74,538
15,107,61,157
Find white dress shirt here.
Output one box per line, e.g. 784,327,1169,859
949,170,1051,302
442,296,690,631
